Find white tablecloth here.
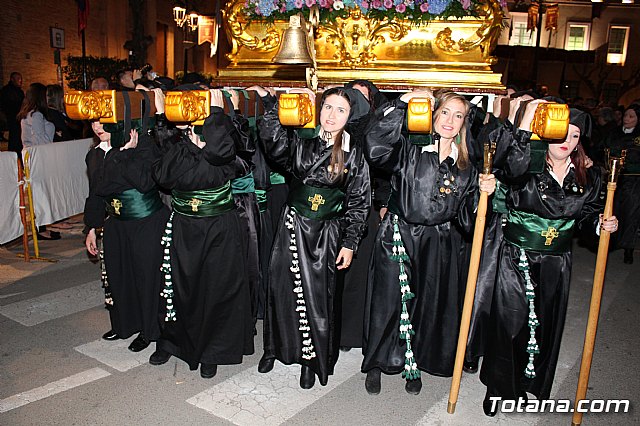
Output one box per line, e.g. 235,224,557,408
0,151,22,244
23,138,93,227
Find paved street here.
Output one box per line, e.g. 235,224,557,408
1,218,638,426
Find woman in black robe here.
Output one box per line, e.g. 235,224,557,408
465,94,538,373
255,86,371,389
602,104,640,264
149,89,254,379
84,94,169,352
362,90,496,395
480,105,619,415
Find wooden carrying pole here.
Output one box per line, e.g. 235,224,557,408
17,158,30,262
571,154,624,426
447,142,496,414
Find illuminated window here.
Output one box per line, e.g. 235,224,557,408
509,12,537,47
565,23,590,51
607,26,629,65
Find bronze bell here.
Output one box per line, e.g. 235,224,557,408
272,15,313,65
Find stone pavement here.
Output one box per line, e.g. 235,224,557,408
0,218,638,425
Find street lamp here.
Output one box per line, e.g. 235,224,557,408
173,6,187,27
173,3,199,30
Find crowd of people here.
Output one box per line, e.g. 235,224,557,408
2,68,638,415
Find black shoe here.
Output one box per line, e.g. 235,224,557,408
102,330,120,341
37,231,61,240
149,349,171,366
339,346,352,352
365,368,381,395
300,365,315,389
405,378,422,395
128,333,150,352
258,355,275,373
463,359,479,374
200,363,218,379
483,392,499,417
624,249,634,264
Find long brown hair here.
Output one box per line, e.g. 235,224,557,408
433,90,471,170
569,143,589,186
17,83,49,121
320,88,351,182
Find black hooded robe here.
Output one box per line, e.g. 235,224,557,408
258,99,370,386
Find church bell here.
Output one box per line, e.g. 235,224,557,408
272,15,314,65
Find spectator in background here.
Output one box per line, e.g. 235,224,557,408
614,105,625,127
0,72,25,153
90,77,110,90
590,107,617,163
18,83,54,147
116,69,140,90
18,82,59,240
47,84,82,141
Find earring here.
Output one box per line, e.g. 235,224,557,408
573,147,578,152
455,134,462,145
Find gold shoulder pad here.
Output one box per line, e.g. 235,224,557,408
531,103,570,140
278,93,316,128
64,90,115,121
407,98,432,133
165,90,211,125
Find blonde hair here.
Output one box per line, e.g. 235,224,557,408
434,90,471,170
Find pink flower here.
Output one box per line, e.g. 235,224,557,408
295,0,304,7
419,2,429,12
361,0,369,7
305,0,316,6
395,3,406,12
255,6,262,14
383,0,393,8
319,0,328,6
459,0,471,9
372,0,382,7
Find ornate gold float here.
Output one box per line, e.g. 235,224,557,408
219,0,505,92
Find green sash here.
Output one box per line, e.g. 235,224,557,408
492,181,508,214
231,172,256,195
503,210,575,253
105,189,163,220
288,179,344,220
171,182,235,217
255,189,267,213
270,171,286,186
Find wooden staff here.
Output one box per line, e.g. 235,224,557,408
17,158,30,262
571,153,625,426
21,151,56,263
447,142,496,414
23,151,40,259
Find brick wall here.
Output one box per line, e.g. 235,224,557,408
0,0,127,89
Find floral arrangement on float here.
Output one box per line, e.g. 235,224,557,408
244,0,507,22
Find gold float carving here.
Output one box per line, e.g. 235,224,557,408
316,8,409,69
220,0,506,91
433,0,503,63
223,0,282,64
